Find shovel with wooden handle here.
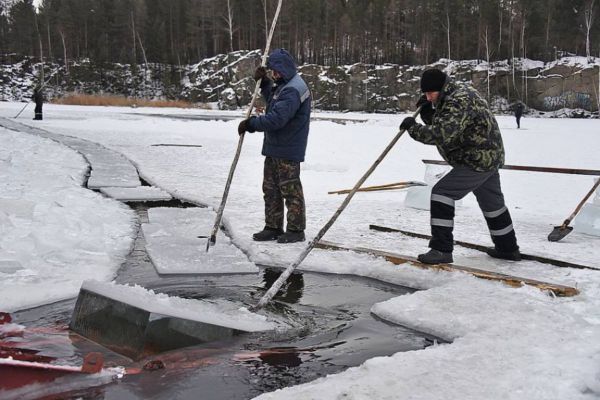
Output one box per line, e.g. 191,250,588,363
548,178,600,242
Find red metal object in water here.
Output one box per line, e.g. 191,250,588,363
0,345,55,363
0,352,104,390
0,312,12,324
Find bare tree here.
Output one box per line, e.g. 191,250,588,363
58,29,68,74
224,0,234,52
136,31,148,67
497,1,503,55
444,0,451,59
131,11,137,64
483,25,491,101
520,13,526,100
544,0,554,59
583,0,596,62
261,0,268,44
46,21,52,61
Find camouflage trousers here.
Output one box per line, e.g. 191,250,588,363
263,157,306,232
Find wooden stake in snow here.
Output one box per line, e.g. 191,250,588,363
253,107,422,310
206,0,283,252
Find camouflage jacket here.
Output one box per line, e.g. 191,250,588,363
408,80,505,172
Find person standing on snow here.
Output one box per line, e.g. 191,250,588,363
238,49,311,244
512,101,525,129
32,87,44,120
399,68,520,264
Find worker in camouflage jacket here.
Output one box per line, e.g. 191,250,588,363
238,49,311,244
400,68,520,264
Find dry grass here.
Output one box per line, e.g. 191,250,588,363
52,93,208,109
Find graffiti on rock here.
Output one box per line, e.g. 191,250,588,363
543,91,592,110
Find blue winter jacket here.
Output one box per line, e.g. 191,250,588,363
247,49,311,162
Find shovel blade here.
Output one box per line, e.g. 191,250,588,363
548,225,573,242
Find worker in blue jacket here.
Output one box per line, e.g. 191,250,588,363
238,49,311,244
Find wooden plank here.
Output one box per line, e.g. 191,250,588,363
315,240,579,297
422,159,600,176
328,181,426,195
369,224,599,271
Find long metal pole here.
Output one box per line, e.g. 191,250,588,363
253,108,422,310
13,102,30,119
206,0,283,251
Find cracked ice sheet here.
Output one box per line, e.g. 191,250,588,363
142,207,258,274
0,117,141,189
0,128,135,312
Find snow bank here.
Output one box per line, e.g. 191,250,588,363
0,129,135,312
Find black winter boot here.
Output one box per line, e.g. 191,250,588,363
417,249,453,264
253,227,284,241
486,247,521,261
277,230,305,244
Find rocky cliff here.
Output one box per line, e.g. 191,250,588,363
2,51,599,115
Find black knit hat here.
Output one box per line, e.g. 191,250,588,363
420,69,447,92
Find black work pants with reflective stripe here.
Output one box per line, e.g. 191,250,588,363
263,156,306,232
429,166,518,253
34,102,43,120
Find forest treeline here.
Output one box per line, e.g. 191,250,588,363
1,0,598,67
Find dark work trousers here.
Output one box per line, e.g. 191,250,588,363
515,112,522,128
34,102,43,120
429,166,519,253
263,156,306,232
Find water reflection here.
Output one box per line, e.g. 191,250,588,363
262,268,304,305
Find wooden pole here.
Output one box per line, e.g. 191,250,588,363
328,180,426,195
422,159,600,176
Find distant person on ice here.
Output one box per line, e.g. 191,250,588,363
238,49,311,244
399,69,521,264
511,101,525,128
32,87,44,120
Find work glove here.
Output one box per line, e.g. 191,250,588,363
253,66,267,81
238,118,250,135
238,118,256,135
400,117,416,131
416,95,434,125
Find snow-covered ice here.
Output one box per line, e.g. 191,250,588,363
0,117,141,189
1,102,599,399
99,186,173,202
0,127,135,311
